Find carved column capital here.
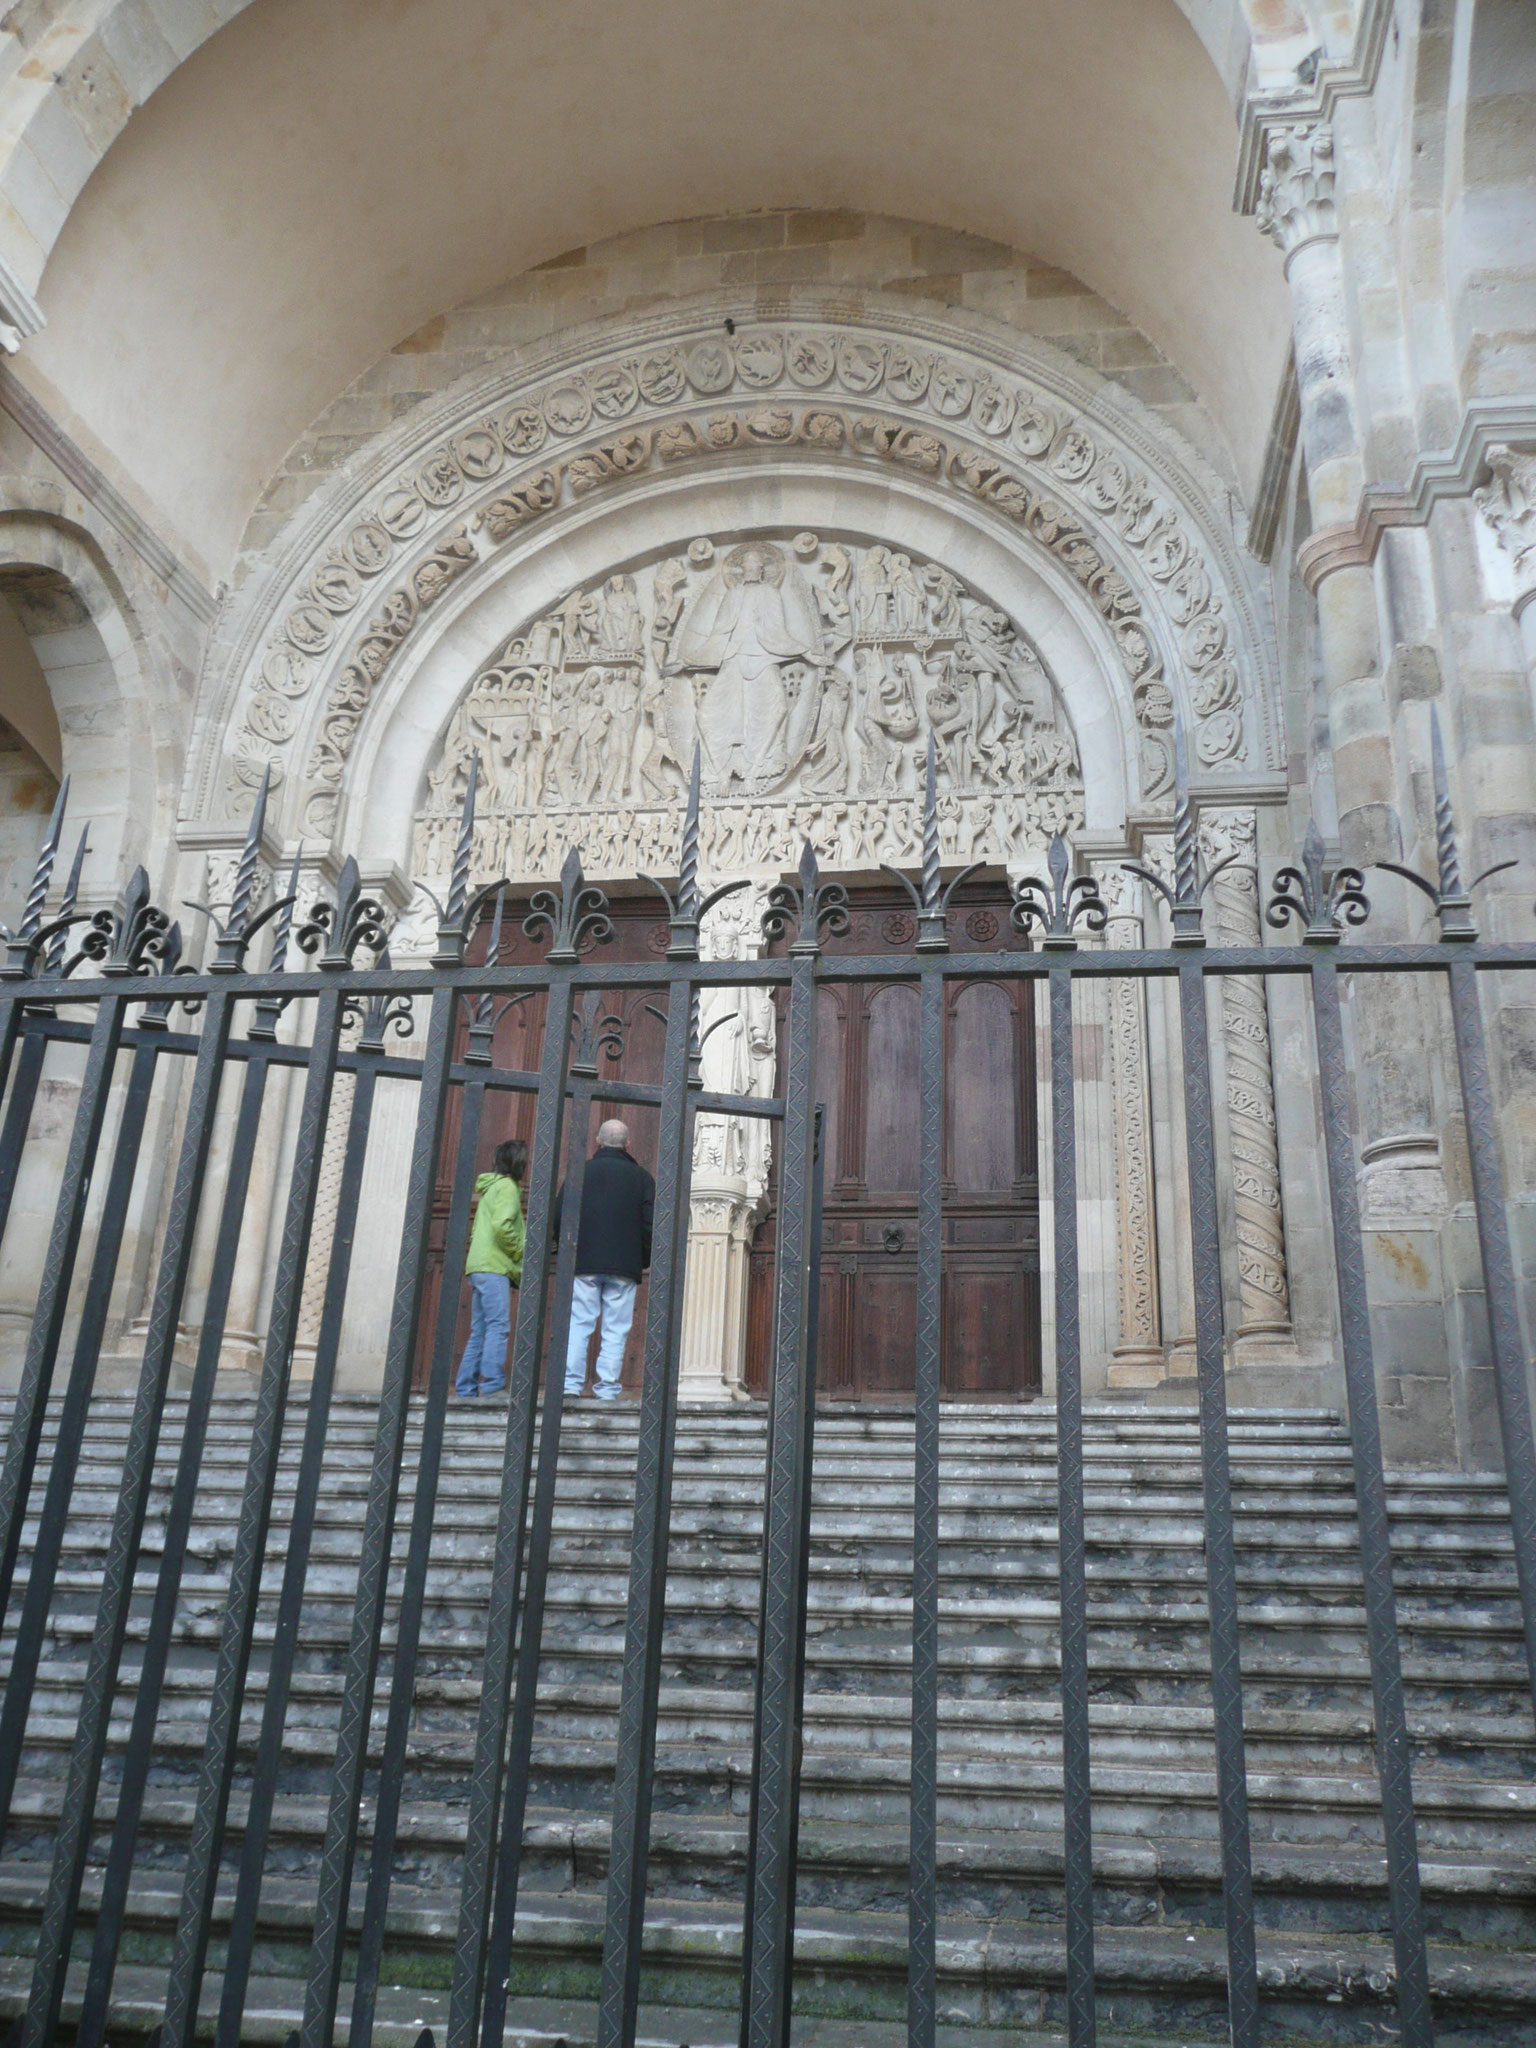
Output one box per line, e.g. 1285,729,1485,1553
1255,121,1338,265
1474,443,1536,616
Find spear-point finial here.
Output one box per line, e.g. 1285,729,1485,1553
227,765,270,940
43,826,88,976
21,774,68,941
921,733,941,913
1371,706,1511,941
1430,708,1463,903
270,849,302,972
679,745,702,923
447,755,478,933
1172,721,1198,910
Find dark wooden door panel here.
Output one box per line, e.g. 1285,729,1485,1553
748,877,1041,1403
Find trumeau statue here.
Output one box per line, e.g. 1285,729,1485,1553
414,529,1085,883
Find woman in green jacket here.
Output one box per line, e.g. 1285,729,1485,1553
456,1138,527,1397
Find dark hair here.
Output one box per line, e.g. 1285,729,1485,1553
493,1138,528,1182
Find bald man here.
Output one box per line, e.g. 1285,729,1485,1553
553,1118,655,1400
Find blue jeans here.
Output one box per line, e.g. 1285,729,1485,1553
457,1272,511,1396
565,1275,638,1398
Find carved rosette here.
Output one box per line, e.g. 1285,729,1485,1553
1202,809,1291,1336
206,314,1274,840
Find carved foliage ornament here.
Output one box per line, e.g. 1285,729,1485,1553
220,322,1263,831
412,530,1087,886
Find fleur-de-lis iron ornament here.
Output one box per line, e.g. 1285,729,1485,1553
523,846,615,964
761,840,851,956
1010,834,1107,951
1265,821,1370,945
1119,723,1241,947
882,735,988,952
570,989,627,1078
72,867,181,979
342,952,417,1049
296,856,391,970
250,849,303,1043
1374,708,1515,942
641,747,748,957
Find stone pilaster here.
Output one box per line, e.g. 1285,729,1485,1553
1097,863,1164,1388
1200,810,1291,1342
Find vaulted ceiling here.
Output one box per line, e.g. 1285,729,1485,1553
15,0,1291,581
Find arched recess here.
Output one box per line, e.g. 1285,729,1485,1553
0,509,166,892
185,296,1283,882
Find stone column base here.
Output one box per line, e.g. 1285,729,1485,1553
678,1181,761,1402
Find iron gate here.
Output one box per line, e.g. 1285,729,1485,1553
0,720,1531,2048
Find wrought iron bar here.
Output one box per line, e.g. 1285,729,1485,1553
740,932,822,2048
446,971,576,2048
0,1028,47,1252
1175,952,1260,2048
22,984,236,2046
349,1069,493,2047
0,1026,162,1854
907,958,944,2048
477,1043,605,2047
215,1041,387,2042
1049,964,1097,2048
1307,955,1434,2045
300,977,463,2045
0,989,128,1626
73,1028,275,2048
593,976,698,2048
159,980,350,2048
1446,948,1536,1704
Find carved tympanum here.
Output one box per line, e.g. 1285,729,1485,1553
414,530,1085,884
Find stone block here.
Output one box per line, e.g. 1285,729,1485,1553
786,210,865,245
699,213,785,253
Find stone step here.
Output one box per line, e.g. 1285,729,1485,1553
0,1868,1531,2045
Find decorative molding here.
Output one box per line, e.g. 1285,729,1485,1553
1233,0,1392,215
192,302,1281,837
0,250,44,355
0,365,217,623
1295,518,1377,591
1246,344,1299,565
1284,402,1536,588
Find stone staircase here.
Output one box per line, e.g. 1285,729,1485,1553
0,1393,1532,2045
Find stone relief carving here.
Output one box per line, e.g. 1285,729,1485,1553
216,318,1270,835
1200,808,1291,1337
1254,121,1338,258
1474,444,1536,602
411,530,1086,885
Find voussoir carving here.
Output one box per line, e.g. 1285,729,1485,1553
203,309,1275,841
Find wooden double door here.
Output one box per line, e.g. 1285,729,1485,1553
419,881,1040,1403
746,882,1041,1402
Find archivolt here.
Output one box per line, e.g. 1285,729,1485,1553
190,298,1280,851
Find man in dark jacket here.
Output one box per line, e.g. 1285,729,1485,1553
554,1118,655,1400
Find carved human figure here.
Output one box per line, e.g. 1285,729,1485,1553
800,666,854,795
556,586,602,665
890,553,924,636
856,546,895,635
858,647,919,793
546,671,585,801
599,574,644,659
600,669,643,800
921,563,963,635
817,545,853,645
651,558,690,669
673,540,823,790
923,657,980,786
